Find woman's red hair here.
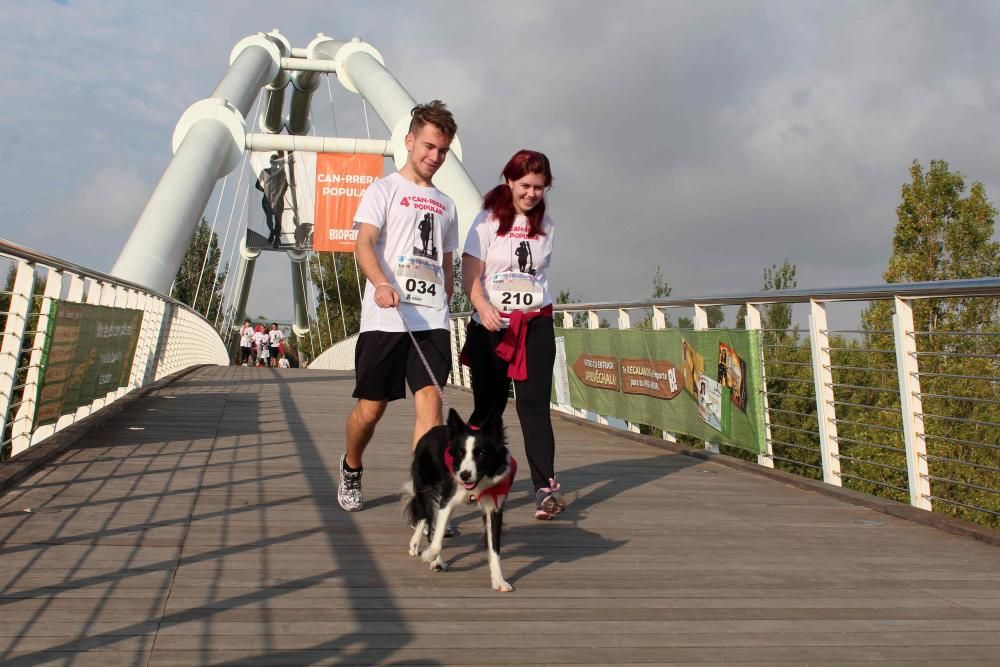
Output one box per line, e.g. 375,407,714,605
482,149,553,237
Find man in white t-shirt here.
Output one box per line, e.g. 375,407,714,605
338,100,459,512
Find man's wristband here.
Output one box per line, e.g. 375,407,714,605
374,282,392,290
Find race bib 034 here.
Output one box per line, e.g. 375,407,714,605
395,255,445,308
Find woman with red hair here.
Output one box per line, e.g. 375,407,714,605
461,149,566,520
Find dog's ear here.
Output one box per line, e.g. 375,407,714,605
446,408,466,438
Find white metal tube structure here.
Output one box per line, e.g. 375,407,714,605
260,31,291,134
232,242,261,329
339,46,484,239
289,250,310,336
111,35,281,295
246,133,393,155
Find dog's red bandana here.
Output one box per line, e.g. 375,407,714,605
443,447,517,507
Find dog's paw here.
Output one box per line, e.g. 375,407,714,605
420,546,441,563
492,578,514,592
408,542,420,557
429,556,447,572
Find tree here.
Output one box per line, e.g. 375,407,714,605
857,160,1000,526
307,252,363,346
555,288,589,328
450,254,472,315
171,217,227,325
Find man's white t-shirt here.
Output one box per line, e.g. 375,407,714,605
240,331,252,348
268,329,284,347
463,210,554,326
278,357,290,368
354,172,459,332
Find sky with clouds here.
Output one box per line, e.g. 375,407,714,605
2,0,999,325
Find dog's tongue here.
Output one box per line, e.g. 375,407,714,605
462,481,477,490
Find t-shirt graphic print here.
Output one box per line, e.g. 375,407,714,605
354,172,458,332
464,210,554,324
414,212,438,260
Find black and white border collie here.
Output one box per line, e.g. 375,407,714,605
403,409,517,592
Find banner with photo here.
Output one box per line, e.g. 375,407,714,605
313,153,384,252
33,302,143,427
250,151,317,250
555,328,766,454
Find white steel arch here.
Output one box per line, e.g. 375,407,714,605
111,30,483,340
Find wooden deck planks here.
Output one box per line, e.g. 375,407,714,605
0,366,997,665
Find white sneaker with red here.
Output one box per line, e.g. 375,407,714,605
534,477,566,520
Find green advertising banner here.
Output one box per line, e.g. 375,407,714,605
554,328,766,454
34,301,144,427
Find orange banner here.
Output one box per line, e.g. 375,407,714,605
313,153,383,252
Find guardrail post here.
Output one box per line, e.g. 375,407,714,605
54,273,86,434
893,297,932,510
808,299,841,485
586,310,608,425
555,311,585,418
693,304,719,453
618,308,641,433
0,261,37,453
651,306,677,443
745,303,774,468
12,269,62,454
456,316,470,389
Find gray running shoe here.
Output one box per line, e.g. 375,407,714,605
337,454,364,511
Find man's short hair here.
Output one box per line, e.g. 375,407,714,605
408,100,457,139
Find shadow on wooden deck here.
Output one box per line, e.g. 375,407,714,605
0,366,997,665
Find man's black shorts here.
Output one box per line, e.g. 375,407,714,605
353,329,451,402
269,346,280,359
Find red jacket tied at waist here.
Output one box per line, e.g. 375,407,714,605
494,304,553,381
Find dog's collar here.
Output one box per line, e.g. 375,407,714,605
443,447,517,506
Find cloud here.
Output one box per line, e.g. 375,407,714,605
28,166,151,271
3,0,1000,325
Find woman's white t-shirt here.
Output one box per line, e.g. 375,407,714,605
354,172,459,332
463,210,554,326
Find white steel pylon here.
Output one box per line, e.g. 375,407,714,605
111,30,483,338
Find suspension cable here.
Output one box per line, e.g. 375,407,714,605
192,171,229,311
362,98,372,140
212,91,262,331
323,71,347,336
217,170,255,342
298,250,318,363
324,74,340,135
294,122,335,351
330,253,348,339
315,253,336,346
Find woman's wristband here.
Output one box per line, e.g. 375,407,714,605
374,282,392,290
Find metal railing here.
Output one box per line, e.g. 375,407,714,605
0,239,229,461
444,278,999,528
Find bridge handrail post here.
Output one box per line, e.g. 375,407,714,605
0,261,37,456
650,306,678,443
693,304,719,453
808,299,842,486
11,268,63,455
893,297,933,510
618,308,641,434
586,310,609,426
745,303,775,468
